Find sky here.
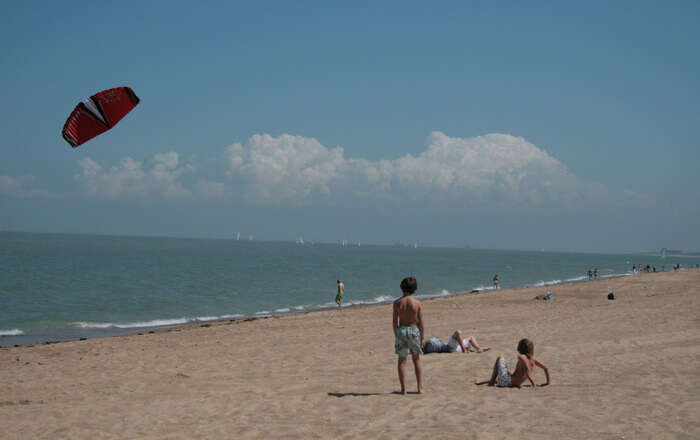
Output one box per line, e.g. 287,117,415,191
1,1,699,253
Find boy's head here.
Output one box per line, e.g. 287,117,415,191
337,280,341,284
400,277,418,295
517,338,534,358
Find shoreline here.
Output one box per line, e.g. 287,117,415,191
1,268,686,348
0,270,639,348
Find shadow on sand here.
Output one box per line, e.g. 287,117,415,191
328,391,421,397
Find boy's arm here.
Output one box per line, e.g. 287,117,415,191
392,302,399,337
526,370,537,388
534,358,550,386
417,302,424,347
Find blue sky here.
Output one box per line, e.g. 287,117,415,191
1,1,698,252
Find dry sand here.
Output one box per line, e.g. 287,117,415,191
2,270,699,439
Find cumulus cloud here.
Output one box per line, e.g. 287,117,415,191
66,131,607,209
226,134,344,201
225,131,605,206
0,175,53,198
74,152,193,199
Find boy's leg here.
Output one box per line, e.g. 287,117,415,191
468,336,490,353
397,357,408,394
412,353,423,394
488,356,502,385
452,330,468,352
475,356,501,385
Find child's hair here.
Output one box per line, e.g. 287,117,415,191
517,338,534,359
400,277,418,294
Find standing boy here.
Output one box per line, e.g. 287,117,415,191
393,276,424,394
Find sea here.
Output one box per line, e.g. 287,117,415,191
2,231,698,347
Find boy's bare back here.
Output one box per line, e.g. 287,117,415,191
511,354,548,388
393,296,422,327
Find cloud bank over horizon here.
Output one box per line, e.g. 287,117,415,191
2,132,612,210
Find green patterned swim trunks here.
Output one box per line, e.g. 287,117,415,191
395,326,422,358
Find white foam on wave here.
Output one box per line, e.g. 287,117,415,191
255,311,271,316
472,285,496,292
274,308,290,313
347,295,395,306
73,318,189,329
195,314,243,322
0,329,24,336
72,313,247,330
532,279,562,287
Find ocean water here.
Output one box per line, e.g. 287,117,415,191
2,232,697,346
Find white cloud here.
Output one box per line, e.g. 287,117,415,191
0,175,53,198
66,131,607,208
225,131,605,206
226,134,345,201
75,152,192,199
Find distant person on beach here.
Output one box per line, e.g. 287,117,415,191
475,338,550,388
593,268,598,279
422,330,490,354
493,274,499,289
393,276,424,395
335,280,344,310
588,268,593,280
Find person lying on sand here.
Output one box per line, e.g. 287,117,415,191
475,338,550,388
422,330,490,354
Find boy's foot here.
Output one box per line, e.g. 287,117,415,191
417,388,424,394
478,347,491,353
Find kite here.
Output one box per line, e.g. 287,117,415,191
62,86,140,147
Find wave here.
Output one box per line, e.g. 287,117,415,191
532,279,563,287
0,329,23,336
471,285,496,292
345,295,395,306
72,314,244,330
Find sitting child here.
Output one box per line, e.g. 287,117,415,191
475,338,550,388
422,330,489,354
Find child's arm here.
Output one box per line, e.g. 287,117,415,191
416,302,425,348
534,358,550,386
526,368,537,388
392,303,399,337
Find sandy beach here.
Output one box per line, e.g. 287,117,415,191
2,270,699,439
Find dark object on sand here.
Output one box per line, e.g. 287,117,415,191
607,292,615,300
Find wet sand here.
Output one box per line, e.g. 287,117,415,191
2,270,699,439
